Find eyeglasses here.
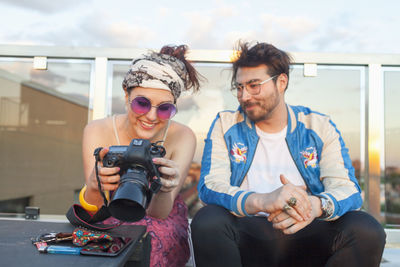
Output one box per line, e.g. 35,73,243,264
129,96,177,120
231,75,278,97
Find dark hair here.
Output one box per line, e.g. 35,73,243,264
159,45,201,93
231,41,292,89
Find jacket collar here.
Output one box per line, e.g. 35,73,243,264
238,106,256,130
287,104,297,134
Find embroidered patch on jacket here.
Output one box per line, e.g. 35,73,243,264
230,143,248,163
300,147,318,168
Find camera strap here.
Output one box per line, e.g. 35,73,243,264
66,147,121,231
66,204,121,231
94,147,109,207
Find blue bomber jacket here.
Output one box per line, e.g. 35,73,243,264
198,104,363,221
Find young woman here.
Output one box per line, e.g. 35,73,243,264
79,45,201,266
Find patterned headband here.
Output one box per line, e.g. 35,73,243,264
122,52,188,101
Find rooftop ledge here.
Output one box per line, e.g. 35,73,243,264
385,229,400,248
1,44,400,65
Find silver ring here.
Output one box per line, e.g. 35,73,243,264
283,203,291,212
288,197,297,207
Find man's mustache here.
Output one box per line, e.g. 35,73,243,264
242,101,260,108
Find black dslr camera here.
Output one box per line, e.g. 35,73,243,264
98,139,166,222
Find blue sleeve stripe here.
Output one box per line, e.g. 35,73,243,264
206,113,221,139
241,191,255,216
198,185,239,213
231,190,241,215
198,114,221,193
198,113,238,212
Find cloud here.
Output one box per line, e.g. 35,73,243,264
258,14,319,50
212,5,238,18
0,12,156,48
1,1,398,54
183,12,218,49
219,12,400,54
221,31,259,49
157,7,171,17
77,14,156,47
0,0,90,13
182,2,245,49
217,14,319,51
304,13,400,54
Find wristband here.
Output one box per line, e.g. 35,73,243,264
79,185,99,212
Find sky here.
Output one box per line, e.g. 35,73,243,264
0,0,399,54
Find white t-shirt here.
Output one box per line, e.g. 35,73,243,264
241,125,305,193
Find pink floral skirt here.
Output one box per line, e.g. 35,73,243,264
103,195,189,267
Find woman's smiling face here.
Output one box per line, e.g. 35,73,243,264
125,87,175,141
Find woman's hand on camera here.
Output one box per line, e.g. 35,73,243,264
152,157,180,193
88,147,120,192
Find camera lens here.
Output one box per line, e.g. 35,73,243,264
109,197,146,222
108,169,148,222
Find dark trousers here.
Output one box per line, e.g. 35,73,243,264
191,205,386,267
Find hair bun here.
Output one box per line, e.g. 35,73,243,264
160,45,188,62
158,44,202,93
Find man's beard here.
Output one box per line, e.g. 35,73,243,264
242,102,272,122
240,89,280,122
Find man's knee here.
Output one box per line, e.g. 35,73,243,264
358,212,386,246
191,204,234,235
339,211,386,248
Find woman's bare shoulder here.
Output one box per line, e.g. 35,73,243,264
164,121,196,163
83,117,115,144
167,121,196,149
169,121,195,137
84,117,113,132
